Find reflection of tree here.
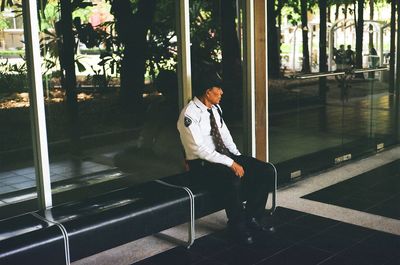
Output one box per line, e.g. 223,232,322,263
284,0,319,73
354,0,364,72
300,0,311,73
221,0,242,117
319,0,328,102
267,0,283,78
58,0,79,154
389,0,396,93
110,0,156,115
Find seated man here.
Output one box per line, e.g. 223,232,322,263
177,71,275,245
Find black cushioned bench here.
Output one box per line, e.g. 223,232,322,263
0,167,276,265
0,212,66,265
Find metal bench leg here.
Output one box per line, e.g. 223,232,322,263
31,212,71,265
265,162,277,215
154,180,195,248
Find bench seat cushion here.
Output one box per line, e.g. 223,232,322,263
0,213,65,265
36,181,191,261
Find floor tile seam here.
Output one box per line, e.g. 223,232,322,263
288,235,338,255
194,243,235,261
292,242,333,256
0,176,32,184
314,235,373,265
252,244,295,265
0,174,20,180
363,192,400,212
8,182,35,189
279,198,400,236
11,171,36,178
288,221,344,242
274,219,352,255
206,248,234,261
192,257,226,265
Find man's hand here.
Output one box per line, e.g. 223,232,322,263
230,161,244,178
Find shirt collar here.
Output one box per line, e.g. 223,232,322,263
193,97,217,112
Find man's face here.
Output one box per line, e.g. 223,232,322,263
206,86,223,105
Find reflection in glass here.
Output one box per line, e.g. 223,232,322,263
0,4,38,219
39,0,184,205
268,2,398,182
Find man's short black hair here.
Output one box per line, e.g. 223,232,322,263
193,70,223,97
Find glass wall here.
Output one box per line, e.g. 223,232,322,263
0,0,249,218
268,2,399,183
0,5,38,219
0,0,186,215
40,0,184,205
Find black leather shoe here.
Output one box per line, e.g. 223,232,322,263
228,223,254,245
247,217,276,234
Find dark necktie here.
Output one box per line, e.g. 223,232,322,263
207,108,231,156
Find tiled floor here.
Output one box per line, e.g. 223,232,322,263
123,150,400,265
0,159,114,196
1,78,399,264
303,159,400,220
133,207,400,265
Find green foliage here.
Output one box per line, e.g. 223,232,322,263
284,0,318,26
146,0,177,79
0,49,24,57
189,1,221,71
0,12,10,30
40,1,59,31
0,60,27,93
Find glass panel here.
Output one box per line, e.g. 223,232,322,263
269,75,344,179
268,1,398,183
340,73,374,158
189,0,245,153
370,22,398,150
0,5,38,219
41,0,183,205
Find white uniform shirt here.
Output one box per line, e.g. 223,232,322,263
177,97,241,167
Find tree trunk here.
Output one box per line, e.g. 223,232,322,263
319,0,327,102
355,0,364,70
112,0,156,118
369,0,374,48
335,4,339,21
220,0,242,118
59,0,79,154
389,0,396,93
267,0,280,78
301,0,310,73
396,0,400,92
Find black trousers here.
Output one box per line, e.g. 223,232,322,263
187,155,274,225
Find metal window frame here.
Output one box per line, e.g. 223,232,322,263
242,0,256,157
176,0,192,110
22,0,52,209
264,0,269,162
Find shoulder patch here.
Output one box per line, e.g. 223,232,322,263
184,116,192,127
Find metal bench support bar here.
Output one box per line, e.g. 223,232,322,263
267,162,278,214
154,180,195,248
31,212,71,265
